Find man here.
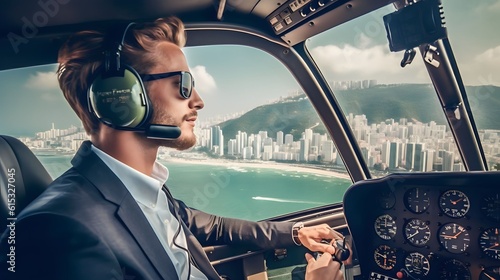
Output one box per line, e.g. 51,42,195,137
0,17,344,279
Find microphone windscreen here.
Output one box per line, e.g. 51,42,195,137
145,125,181,139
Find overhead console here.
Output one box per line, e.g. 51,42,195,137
264,0,395,45
266,0,343,35
343,172,500,280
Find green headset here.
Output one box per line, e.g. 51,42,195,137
88,22,151,130
87,22,181,139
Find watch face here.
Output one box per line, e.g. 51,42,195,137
292,222,304,245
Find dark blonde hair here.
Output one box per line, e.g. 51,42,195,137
57,17,186,135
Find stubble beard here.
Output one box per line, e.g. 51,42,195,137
151,105,197,150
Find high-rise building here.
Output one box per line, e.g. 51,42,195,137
406,143,416,170
210,126,221,150
389,141,400,169
443,151,454,171
227,139,236,156
421,149,435,171
381,141,391,165
253,134,262,159
277,131,284,146
414,143,425,171
299,139,309,162
321,140,335,162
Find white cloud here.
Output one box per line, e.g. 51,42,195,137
355,32,374,49
24,70,61,101
475,0,500,12
310,43,428,84
25,71,59,90
466,45,500,85
190,65,217,94
475,45,500,65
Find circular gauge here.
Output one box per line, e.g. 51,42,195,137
439,223,470,253
379,189,396,209
404,252,430,277
479,266,500,280
479,227,500,260
481,193,500,222
439,259,471,280
404,187,430,213
374,245,397,270
439,190,470,218
374,214,397,240
404,219,431,247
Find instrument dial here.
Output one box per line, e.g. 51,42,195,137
379,189,396,209
439,259,471,280
439,223,470,253
374,214,397,240
404,187,430,213
479,266,500,280
481,193,500,222
479,227,500,260
373,245,397,270
404,252,430,277
404,219,431,247
439,190,470,218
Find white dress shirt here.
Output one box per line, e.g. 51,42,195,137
92,145,208,280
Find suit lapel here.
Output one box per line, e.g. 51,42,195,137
117,196,178,280
72,141,178,280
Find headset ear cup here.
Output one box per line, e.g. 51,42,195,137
88,65,150,129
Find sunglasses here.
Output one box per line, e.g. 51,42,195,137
139,71,194,99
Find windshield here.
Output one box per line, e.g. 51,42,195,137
307,0,499,174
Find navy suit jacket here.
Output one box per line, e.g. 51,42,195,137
0,141,295,279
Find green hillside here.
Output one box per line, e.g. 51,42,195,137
219,95,328,140
218,84,500,141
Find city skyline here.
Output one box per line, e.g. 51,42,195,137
19,113,500,172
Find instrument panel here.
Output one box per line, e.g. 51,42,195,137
343,172,500,280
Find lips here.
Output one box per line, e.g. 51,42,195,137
185,112,197,126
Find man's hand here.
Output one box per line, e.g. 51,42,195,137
298,223,343,255
305,252,344,280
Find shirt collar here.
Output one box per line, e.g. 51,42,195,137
91,144,169,209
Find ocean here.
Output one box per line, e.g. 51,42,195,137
38,155,352,221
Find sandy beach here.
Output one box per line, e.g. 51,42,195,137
160,156,351,180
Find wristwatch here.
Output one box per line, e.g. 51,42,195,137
292,222,304,246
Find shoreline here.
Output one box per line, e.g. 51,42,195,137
159,156,351,180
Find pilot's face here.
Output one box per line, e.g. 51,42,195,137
145,42,204,150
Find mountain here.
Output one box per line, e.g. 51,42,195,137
217,84,500,140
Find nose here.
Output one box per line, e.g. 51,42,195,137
190,88,204,110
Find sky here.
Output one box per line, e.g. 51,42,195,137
1,0,498,137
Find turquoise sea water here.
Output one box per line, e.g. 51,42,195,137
37,155,352,221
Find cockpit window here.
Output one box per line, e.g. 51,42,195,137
306,4,467,176
443,0,500,170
